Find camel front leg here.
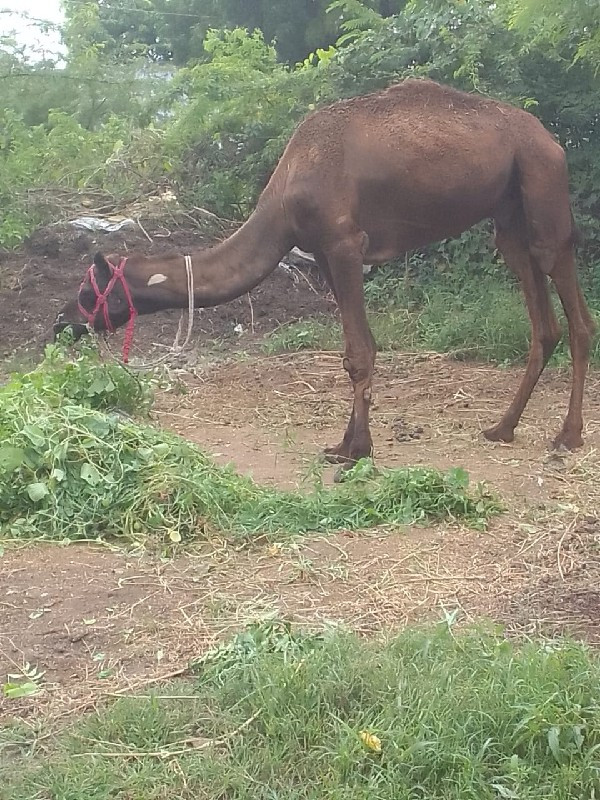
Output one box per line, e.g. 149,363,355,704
322,234,376,464
313,250,357,462
324,408,357,463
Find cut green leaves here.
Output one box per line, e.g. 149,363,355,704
0,347,499,543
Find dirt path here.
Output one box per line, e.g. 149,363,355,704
2,352,599,723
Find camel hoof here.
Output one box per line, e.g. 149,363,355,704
483,424,515,444
322,446,351,465
552,432,583,451
333,465,349,484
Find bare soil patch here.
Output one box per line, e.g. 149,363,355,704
0,221,332,366
2,352,600,724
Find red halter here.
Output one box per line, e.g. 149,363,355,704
78,257,138,363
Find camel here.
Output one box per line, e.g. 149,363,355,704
55,78,596,461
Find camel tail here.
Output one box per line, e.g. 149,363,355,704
570,211,584,248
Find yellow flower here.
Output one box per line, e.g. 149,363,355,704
359,730,382,753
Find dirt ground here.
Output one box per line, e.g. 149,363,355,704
1,223,600,725
0,219,332,366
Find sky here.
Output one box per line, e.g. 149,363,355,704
1,0,65,59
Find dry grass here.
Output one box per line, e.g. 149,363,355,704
154,349,600,641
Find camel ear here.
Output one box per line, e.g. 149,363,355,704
93,251,112,287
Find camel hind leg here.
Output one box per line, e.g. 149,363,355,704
523,144,594,448
547,249,595,449
487,144,594,448
484,225,562,444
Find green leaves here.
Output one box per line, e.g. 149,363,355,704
328,0,385,46
24,338,154,416
2,662,45,699
0,344,498,543
547,725,562,762
80,462,102,486
87,375,116,397
26,483,49,503
509,0,600,72
2,681,40,699
0,446,25,473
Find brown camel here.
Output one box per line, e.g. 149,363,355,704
55,78,596,460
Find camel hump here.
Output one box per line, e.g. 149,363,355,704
294,77,515,145
386,76,435,90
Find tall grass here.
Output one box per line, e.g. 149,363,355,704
3,623,600,798
264,277,600,365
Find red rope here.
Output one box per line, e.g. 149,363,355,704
77,257,138,363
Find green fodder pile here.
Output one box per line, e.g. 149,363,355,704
4,622,600,798
0,345,498,542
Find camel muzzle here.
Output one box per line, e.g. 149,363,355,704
53,313,89,343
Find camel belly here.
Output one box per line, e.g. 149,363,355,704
346,121,515,257
358,168,512,260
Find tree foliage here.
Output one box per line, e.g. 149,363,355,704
1,0,599,299
509,0,600,72
60,0,409,65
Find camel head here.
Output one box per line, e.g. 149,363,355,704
55,252,130,339
54,250,180,345
54,252,168,366
54,250,193,360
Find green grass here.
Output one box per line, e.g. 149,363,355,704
264,278,600,365
263,318,342,353
0,346,498,543
3,622,600,798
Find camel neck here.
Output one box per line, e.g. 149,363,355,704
188,200,294,307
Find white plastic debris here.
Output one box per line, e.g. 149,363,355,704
279,246,373,275
70,216,136,233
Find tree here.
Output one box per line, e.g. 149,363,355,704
61,0,409,66
509,0,600,72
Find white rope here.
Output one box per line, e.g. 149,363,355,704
125,253,196,370
177,254,195,353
